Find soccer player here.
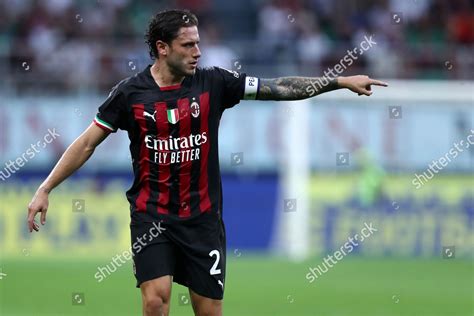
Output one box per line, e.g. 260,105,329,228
27,9,387,316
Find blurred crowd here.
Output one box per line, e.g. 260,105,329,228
1,0,473,94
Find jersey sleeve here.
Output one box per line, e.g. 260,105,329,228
209,67,260,110
93,83,127,133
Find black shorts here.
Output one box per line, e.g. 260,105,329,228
130,211,226,300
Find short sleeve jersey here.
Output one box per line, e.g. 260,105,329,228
93,65,260,223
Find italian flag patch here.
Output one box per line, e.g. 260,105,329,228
93,115,116,132
167,109,180,124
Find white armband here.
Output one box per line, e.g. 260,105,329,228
243,76,259,100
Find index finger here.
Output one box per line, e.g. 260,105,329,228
369,79,388,87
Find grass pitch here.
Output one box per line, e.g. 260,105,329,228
0,256,472,315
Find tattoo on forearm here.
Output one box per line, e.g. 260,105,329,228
257,77,340,101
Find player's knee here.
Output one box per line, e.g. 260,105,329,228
194,299,222,316
140,276,172,313
141,288,170,313
142,294,165,313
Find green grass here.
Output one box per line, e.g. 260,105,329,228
0,256,472,315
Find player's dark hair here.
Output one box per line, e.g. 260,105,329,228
145,9,199,60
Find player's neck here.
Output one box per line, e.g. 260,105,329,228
150,62,184,87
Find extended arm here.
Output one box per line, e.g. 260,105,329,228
27,123,110,232
256,75,388,101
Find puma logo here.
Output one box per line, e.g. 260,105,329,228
217,280,224,289
143,110,157,122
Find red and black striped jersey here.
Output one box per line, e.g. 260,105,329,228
93,65,259,223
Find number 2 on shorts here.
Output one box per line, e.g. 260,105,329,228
209,249,221,275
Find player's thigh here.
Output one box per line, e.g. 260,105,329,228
175,212,226,300
132,222,176,306
189,288,222,316
140,275,173,305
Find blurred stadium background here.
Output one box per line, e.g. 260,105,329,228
0,0,473,315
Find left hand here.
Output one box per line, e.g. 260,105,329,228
338,75,388,96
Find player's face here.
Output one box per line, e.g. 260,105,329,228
167,26,201,76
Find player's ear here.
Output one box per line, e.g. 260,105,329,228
156,40,168,57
